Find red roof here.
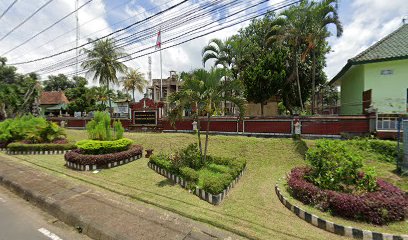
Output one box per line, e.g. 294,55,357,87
39,91,69,105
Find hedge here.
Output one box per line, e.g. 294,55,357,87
287,167,408,225
64,145,143,165
75,138,133,154
7,142,76,152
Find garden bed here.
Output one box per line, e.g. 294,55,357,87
6,142,76,155
64,145,143,171
148,162,246,205
287,167,408,225
275,181,408,240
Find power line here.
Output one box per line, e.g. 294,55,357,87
0,0,18,21
0,0,54,41
1,0,95,56
8,0,189,65
40,0,300,77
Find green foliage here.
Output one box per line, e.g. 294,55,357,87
176,143,203,169
113,120,124,140
7,142,76,151
86,111,124,141
26,121,66,143
149,153,173,172
76,138,133,155
199,169,233,195
43,74,75,91
306,139,378,193
180,167,199,184
0,115,64,143
347,138,399,163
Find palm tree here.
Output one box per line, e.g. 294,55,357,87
266,2,311,112
90,86,114,110
303,0,342,114
121,68,148,102
81,38,129,111
168,68,246,162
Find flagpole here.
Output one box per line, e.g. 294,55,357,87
159,27,163,101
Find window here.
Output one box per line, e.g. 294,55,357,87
377,117,400,130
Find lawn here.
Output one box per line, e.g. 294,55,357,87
1,130,407,239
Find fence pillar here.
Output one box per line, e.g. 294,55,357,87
402,120,408,173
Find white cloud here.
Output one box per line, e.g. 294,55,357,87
325,0,407,79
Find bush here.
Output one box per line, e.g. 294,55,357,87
86,111,124,141
7,142,76,152
76,138,133,154
25,121,66,143
65,145,143,165
306,139,377,192
0,115,48,143
201,170,233,195
180,167,199,183
288,167,408,225
348,138,399,163
150,153,173,172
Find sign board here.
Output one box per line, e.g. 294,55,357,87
74,112,81,118
134,111,157,125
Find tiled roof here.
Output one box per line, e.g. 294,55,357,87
39,91,69,105
351,24,408,63
331,24,408,84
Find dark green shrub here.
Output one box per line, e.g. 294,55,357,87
180,167,199,183
150,153,173,172
7,142,76,151
0,115,50,143
177,143,203,169
208,156,246,178
76,138,133,154
86,111,124,141
306,139,377,193
26,121,66,143
201,170,233,195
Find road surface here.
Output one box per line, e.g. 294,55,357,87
0,184,91,240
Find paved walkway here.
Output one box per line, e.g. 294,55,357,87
0,156,242,240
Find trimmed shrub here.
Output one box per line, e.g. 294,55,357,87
180,167,199,183
86,111,124,141
287,167,408,225
64,145,143,165
7,142,76,152
306,139,377,193
348,138,399,163
76,138,133,155
201,170,233,195
25,121,66,143
150,153,173,172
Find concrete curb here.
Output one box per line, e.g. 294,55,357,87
66,153,142,171
5,149,71,155
275,184,408,240
148,162,246,205
0,158,241,240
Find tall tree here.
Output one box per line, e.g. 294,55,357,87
81,38,129,111
43,74,75,91
121,68,148,101
303,0,342,114
168,68,246,162
266,2,311,112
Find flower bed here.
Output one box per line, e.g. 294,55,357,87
287,167,408,225
6,142,76,155
64,145,143,171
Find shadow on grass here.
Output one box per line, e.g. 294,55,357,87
293,139,308,159
156,179,176,187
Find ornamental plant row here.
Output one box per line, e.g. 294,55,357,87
287,167,408,225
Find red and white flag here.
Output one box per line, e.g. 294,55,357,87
155,30,161,49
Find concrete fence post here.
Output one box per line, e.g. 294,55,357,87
402,120,408,173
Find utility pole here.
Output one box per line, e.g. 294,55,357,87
148,56,152,98
75,0,79,77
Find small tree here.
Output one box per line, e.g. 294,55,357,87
168,68,246,162
86,111,124,141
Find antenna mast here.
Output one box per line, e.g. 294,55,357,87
75,0,79,77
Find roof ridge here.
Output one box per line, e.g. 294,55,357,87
351,24,408,62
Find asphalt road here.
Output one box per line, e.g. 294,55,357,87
0,185,91,240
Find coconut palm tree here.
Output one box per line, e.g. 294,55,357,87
121,68,148,102
168,68,245,162
266,2,311,112
303,0,342,114
81,38,129,111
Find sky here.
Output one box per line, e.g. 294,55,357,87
0,0,407,100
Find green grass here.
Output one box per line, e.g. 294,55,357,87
1,130,407,239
